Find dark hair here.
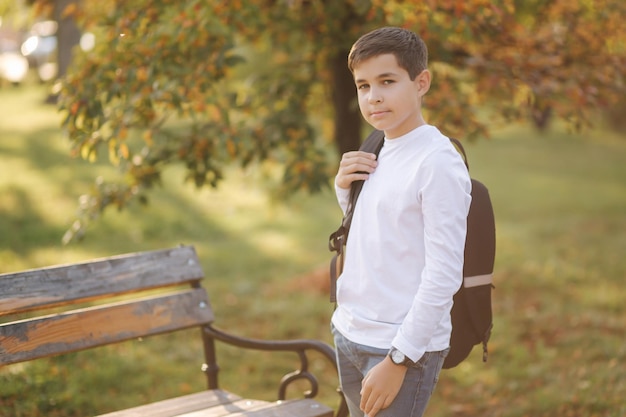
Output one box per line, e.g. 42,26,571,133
348,27,428,80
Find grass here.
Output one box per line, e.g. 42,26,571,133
1,83,625,417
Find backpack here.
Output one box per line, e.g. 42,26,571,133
328,129,496,369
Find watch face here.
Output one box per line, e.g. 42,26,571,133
391,349,405,364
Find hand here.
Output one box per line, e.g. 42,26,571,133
335,151,378,189
360,356,407,417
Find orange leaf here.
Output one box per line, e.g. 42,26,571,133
119,143,130,159
63,3,78,18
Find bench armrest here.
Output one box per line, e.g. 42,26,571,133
202,324,348,417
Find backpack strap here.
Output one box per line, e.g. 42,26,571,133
343,130,385,232
449,137,469,170
328,130,384,302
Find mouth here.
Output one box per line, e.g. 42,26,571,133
369,109,389,118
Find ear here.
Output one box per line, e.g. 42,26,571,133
415,69,431,97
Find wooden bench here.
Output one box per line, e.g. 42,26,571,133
0,245,348,417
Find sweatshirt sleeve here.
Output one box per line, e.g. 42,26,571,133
391,148,472,362
334,179,351,215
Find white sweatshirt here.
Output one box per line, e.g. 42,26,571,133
331,124,472,362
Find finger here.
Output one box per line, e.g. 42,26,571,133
340,152,378,170
336,172,371,189
342,150,377,160
359,383,371,410
339,158,377,175
364,395,386,417
340,152,377,165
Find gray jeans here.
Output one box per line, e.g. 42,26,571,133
332,325,448,417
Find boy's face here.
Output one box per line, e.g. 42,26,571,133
353,53,430,139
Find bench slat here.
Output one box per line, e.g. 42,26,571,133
0,288,214,365
178,399,274,417
178,399,334,417
0,246,204,317
96,390,246,417
96,389,333,417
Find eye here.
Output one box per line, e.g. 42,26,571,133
357,83,369,90
382,79,394,85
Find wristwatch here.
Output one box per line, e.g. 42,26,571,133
388,347,413,367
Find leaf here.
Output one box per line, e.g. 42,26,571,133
62,2,78,18
119,143,130,160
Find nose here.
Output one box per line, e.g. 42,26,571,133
368,87,383,104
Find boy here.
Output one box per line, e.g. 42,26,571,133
331,27,472,417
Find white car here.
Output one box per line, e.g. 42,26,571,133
0,39,29,84
21,20,58,82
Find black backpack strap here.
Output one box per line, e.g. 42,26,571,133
328,130,385,302
449,137,469,170
359,129,386,153
343,130,385,231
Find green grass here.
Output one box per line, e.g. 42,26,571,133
1,84,626,417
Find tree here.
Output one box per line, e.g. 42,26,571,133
47,0,624,241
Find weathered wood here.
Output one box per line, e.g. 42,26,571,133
176,399,274,417
97,389,333,417
0,288,214,365
0,245,204,317
96,390,247,417
189,399,333,417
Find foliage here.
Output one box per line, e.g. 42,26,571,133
470,0,626,130
58,0,333,242
26,0,626,240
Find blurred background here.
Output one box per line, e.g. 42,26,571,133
1,1,625,416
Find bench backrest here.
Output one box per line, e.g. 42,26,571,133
0,245,213,366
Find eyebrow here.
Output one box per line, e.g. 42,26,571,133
354,72,399,84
